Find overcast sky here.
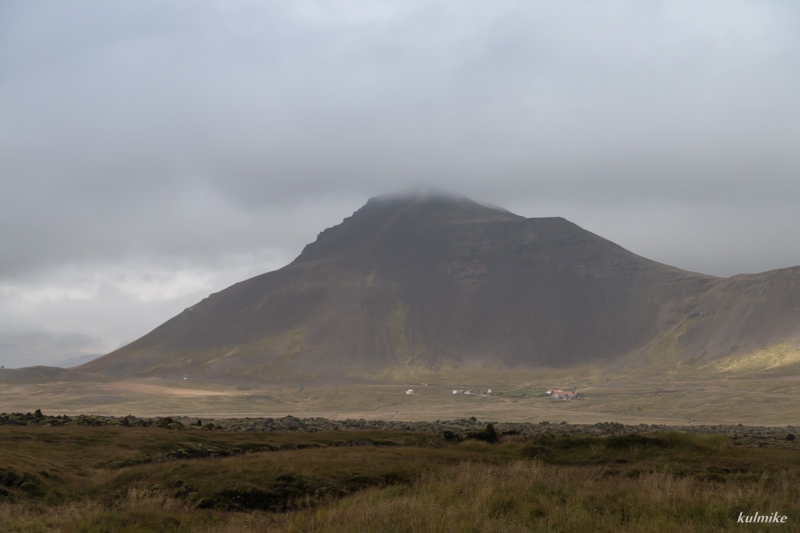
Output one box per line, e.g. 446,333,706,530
1,0,799,367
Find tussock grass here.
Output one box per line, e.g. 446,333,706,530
289,460,800,532
2,426,800,532
4,461,798,532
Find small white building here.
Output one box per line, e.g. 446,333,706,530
406,389,414,395
487,388,492,394
452,390,459,394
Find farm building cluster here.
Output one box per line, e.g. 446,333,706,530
547,389,578,400
404,388,576,399
405,389,494,395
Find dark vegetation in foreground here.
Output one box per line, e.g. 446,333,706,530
3,410,798,449
2,417,800,532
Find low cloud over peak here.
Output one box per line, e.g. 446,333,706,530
2,0,799,365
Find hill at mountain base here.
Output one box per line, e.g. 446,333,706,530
79,193,800,382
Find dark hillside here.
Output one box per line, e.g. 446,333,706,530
79,193,800,381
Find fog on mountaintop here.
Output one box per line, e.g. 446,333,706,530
1,1,799,366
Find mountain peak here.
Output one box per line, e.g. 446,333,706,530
360,190,519,219
82,192,800,384
297,191,520,262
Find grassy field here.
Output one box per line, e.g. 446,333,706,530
2,424,800,532
3,370,800,426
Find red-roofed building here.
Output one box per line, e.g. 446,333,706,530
550,390,578,400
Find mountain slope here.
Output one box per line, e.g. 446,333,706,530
79,193,800,381
661,266,800,361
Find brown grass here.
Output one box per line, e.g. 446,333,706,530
3,459,800,532
2,426,800,532
285,460,800,532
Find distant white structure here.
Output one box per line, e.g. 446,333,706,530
406,389,415,395
452,390,458,394
487,389,492,394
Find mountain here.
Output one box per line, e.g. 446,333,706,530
78,193,800,381
53,353,103,369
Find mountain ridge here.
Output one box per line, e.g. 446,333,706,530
77,193,799,382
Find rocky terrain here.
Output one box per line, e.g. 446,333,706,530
3,411,796,450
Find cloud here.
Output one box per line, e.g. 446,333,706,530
0,252,293,366
0,332,105,369
1,0,799,362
